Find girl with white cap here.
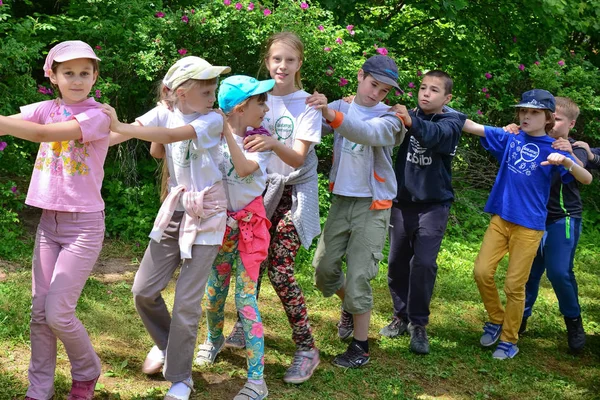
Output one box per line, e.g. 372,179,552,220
101,56,230,400
0,40,109,400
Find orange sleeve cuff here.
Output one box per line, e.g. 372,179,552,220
370,200,393,210
327,110,344,129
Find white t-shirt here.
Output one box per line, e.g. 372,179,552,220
219,135,271,212
262,90,322,176
333,101,391,197
137,106,225,245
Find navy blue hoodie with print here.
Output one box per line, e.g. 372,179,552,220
394,107,467,205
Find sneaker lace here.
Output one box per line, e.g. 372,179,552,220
339,310,353,328
288,353,307,374
413,325,426,340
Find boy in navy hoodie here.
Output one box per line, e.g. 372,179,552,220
380,70,467,355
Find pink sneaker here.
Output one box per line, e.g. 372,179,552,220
67,375,99,400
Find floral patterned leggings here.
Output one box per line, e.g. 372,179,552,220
257,189,316,351
205,227,264,380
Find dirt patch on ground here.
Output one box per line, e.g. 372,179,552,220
92,257,139,283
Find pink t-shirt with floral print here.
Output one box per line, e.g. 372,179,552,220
20,98,111,212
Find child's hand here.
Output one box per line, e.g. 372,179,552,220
572,140,590,152
390,104,412,128
244,134,278,152
100,104,124,131
502,123,520,135
306,91,334,121
541,152,573,167
552,137,573,154
342,95,355,104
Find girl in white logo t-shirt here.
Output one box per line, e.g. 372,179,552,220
238,31,322,384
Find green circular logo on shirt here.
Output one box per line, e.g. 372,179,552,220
274,116,294,141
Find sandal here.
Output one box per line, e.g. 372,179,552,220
194,336,225,366
233,381,268,400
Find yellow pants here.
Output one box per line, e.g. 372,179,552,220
474,215,544,343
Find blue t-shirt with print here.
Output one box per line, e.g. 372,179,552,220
481,126,574,231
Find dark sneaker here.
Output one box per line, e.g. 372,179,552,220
408,323,430,355
492,341,519,359
480,322,502,347
225,321,246,349
518,316,528,335
379,317,408,338
332,341,370,368
283,348,320,384
564,316,585,352
337,308,354,340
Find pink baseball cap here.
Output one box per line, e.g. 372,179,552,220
43,40,101,77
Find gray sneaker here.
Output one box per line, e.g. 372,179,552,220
379,317,408,338
225,321,246,349
408,323,430,355
194,335,225,366
233,380,268,400
283,348,320,384
337,309,354,340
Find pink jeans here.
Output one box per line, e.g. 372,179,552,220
26,210,104,400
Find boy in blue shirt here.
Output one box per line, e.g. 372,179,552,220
462,89,592,359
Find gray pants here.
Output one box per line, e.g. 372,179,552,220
132,211,219,382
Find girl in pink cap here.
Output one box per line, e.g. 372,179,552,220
0,40,109,400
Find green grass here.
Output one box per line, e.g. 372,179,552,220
0,234,599,399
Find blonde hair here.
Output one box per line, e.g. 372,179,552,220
263,31,304,89
555,97,580,121
158,77,219,109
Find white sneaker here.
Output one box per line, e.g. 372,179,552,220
142,345,165,375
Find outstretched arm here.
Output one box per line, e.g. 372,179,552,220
101,104,196,144
542,153,593,185
462,119,485,137
0,115,82,142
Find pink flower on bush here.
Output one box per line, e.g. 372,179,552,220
248,2,254,10
324,47,331,52
190,9,195,14
235,2,242,10
0,142,7,151
376,47,388,56
513,36,517,43
95,45,102,50
325,66,334,76
558,60,565,66
417,70,422,77
181,15,189,23
346,24,354,32
223,0,231,4
178,48,188,55
263,8,271,15
534,61,540,65
318,25,324,31
335,37,343,45
407,92,413,97
477,110,483,115
300,2,308,9
0,1,3,6
240,305,257,320
38,85,53,95
155,11,165,18
484,72,492,79
95,89,101,98
339,77,348,86
251,322,264,338
11,186,17,194
481,87,488,93
518,64,525,71
408,82,415,88
485,93,490,99
395,89,403,96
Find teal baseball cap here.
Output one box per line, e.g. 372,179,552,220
218,75,275,114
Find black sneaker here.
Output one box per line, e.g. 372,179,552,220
564,316,585,352
379,317,408,338
337,308,354,340
332,341,370,368
518,316,528,335
408,323,430,355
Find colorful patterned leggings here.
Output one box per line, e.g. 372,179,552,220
205,227,264,380
256,189,316,351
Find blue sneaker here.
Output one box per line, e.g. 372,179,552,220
492,341,519,359
480,322,502,347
